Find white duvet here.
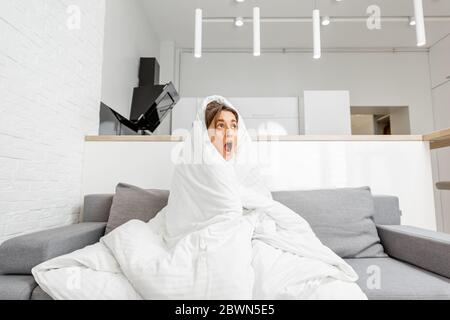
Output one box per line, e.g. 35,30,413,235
32,95,367,300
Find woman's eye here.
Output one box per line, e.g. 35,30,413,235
216,123,224,129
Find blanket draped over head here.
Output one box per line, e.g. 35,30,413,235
32,95,366,300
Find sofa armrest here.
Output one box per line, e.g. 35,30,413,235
0,222,106,275
377,225,450,279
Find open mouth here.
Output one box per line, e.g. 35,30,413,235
224,141,233,153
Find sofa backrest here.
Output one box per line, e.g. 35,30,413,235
81,192,402,226
82,194,114,223
372,195,402,225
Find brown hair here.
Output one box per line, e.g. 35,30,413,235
205,101,239,129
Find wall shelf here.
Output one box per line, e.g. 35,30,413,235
436,182,450,190
85,135,423,142
423,128,450,150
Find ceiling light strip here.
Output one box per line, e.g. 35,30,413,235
202,16,450,23
313,9,321,59
253,7,261,56
413,0,427,46
181,47,429,54
194,8,202,58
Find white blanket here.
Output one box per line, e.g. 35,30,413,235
32,95,367,300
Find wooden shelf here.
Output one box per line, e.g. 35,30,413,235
85,127,450,149
85,135,423,142
85,135,184,142
423,128,450,150
436,181,450,190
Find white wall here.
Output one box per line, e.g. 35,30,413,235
152,41,176,135
178,51,434,135
0,0,105,243
101,0,160,118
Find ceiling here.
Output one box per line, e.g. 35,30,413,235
141,0,450,49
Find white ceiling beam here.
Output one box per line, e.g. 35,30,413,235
203,16,450,23
180,47,429,54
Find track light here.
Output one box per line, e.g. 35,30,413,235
313,9,321,59
194,8,202,58
253,7,261,56
234,17,244,27
321,16,331,26
235,0,245,3
409,16,416,26
413,0,426,47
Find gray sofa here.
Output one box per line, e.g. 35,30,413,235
0,192,449,300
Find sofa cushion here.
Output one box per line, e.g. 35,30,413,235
272,186,386,258
0,275,37,300
346,258,450,300
105,183,169,234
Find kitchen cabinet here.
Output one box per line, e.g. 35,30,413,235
171,97,300,135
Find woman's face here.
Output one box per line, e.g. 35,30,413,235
207,110,238,161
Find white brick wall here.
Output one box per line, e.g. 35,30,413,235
0,0,105,244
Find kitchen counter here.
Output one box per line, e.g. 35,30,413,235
83,132,437,230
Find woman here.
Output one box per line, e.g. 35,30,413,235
32,96,367,300
162,95,367,299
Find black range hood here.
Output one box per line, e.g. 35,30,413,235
130,58,180,133
99,57,179,135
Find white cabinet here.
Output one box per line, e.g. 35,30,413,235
227,97,300,135
243,118,299,135
429,35,450,88
227,98,299,119
171,97,300,135
303,91,351,135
